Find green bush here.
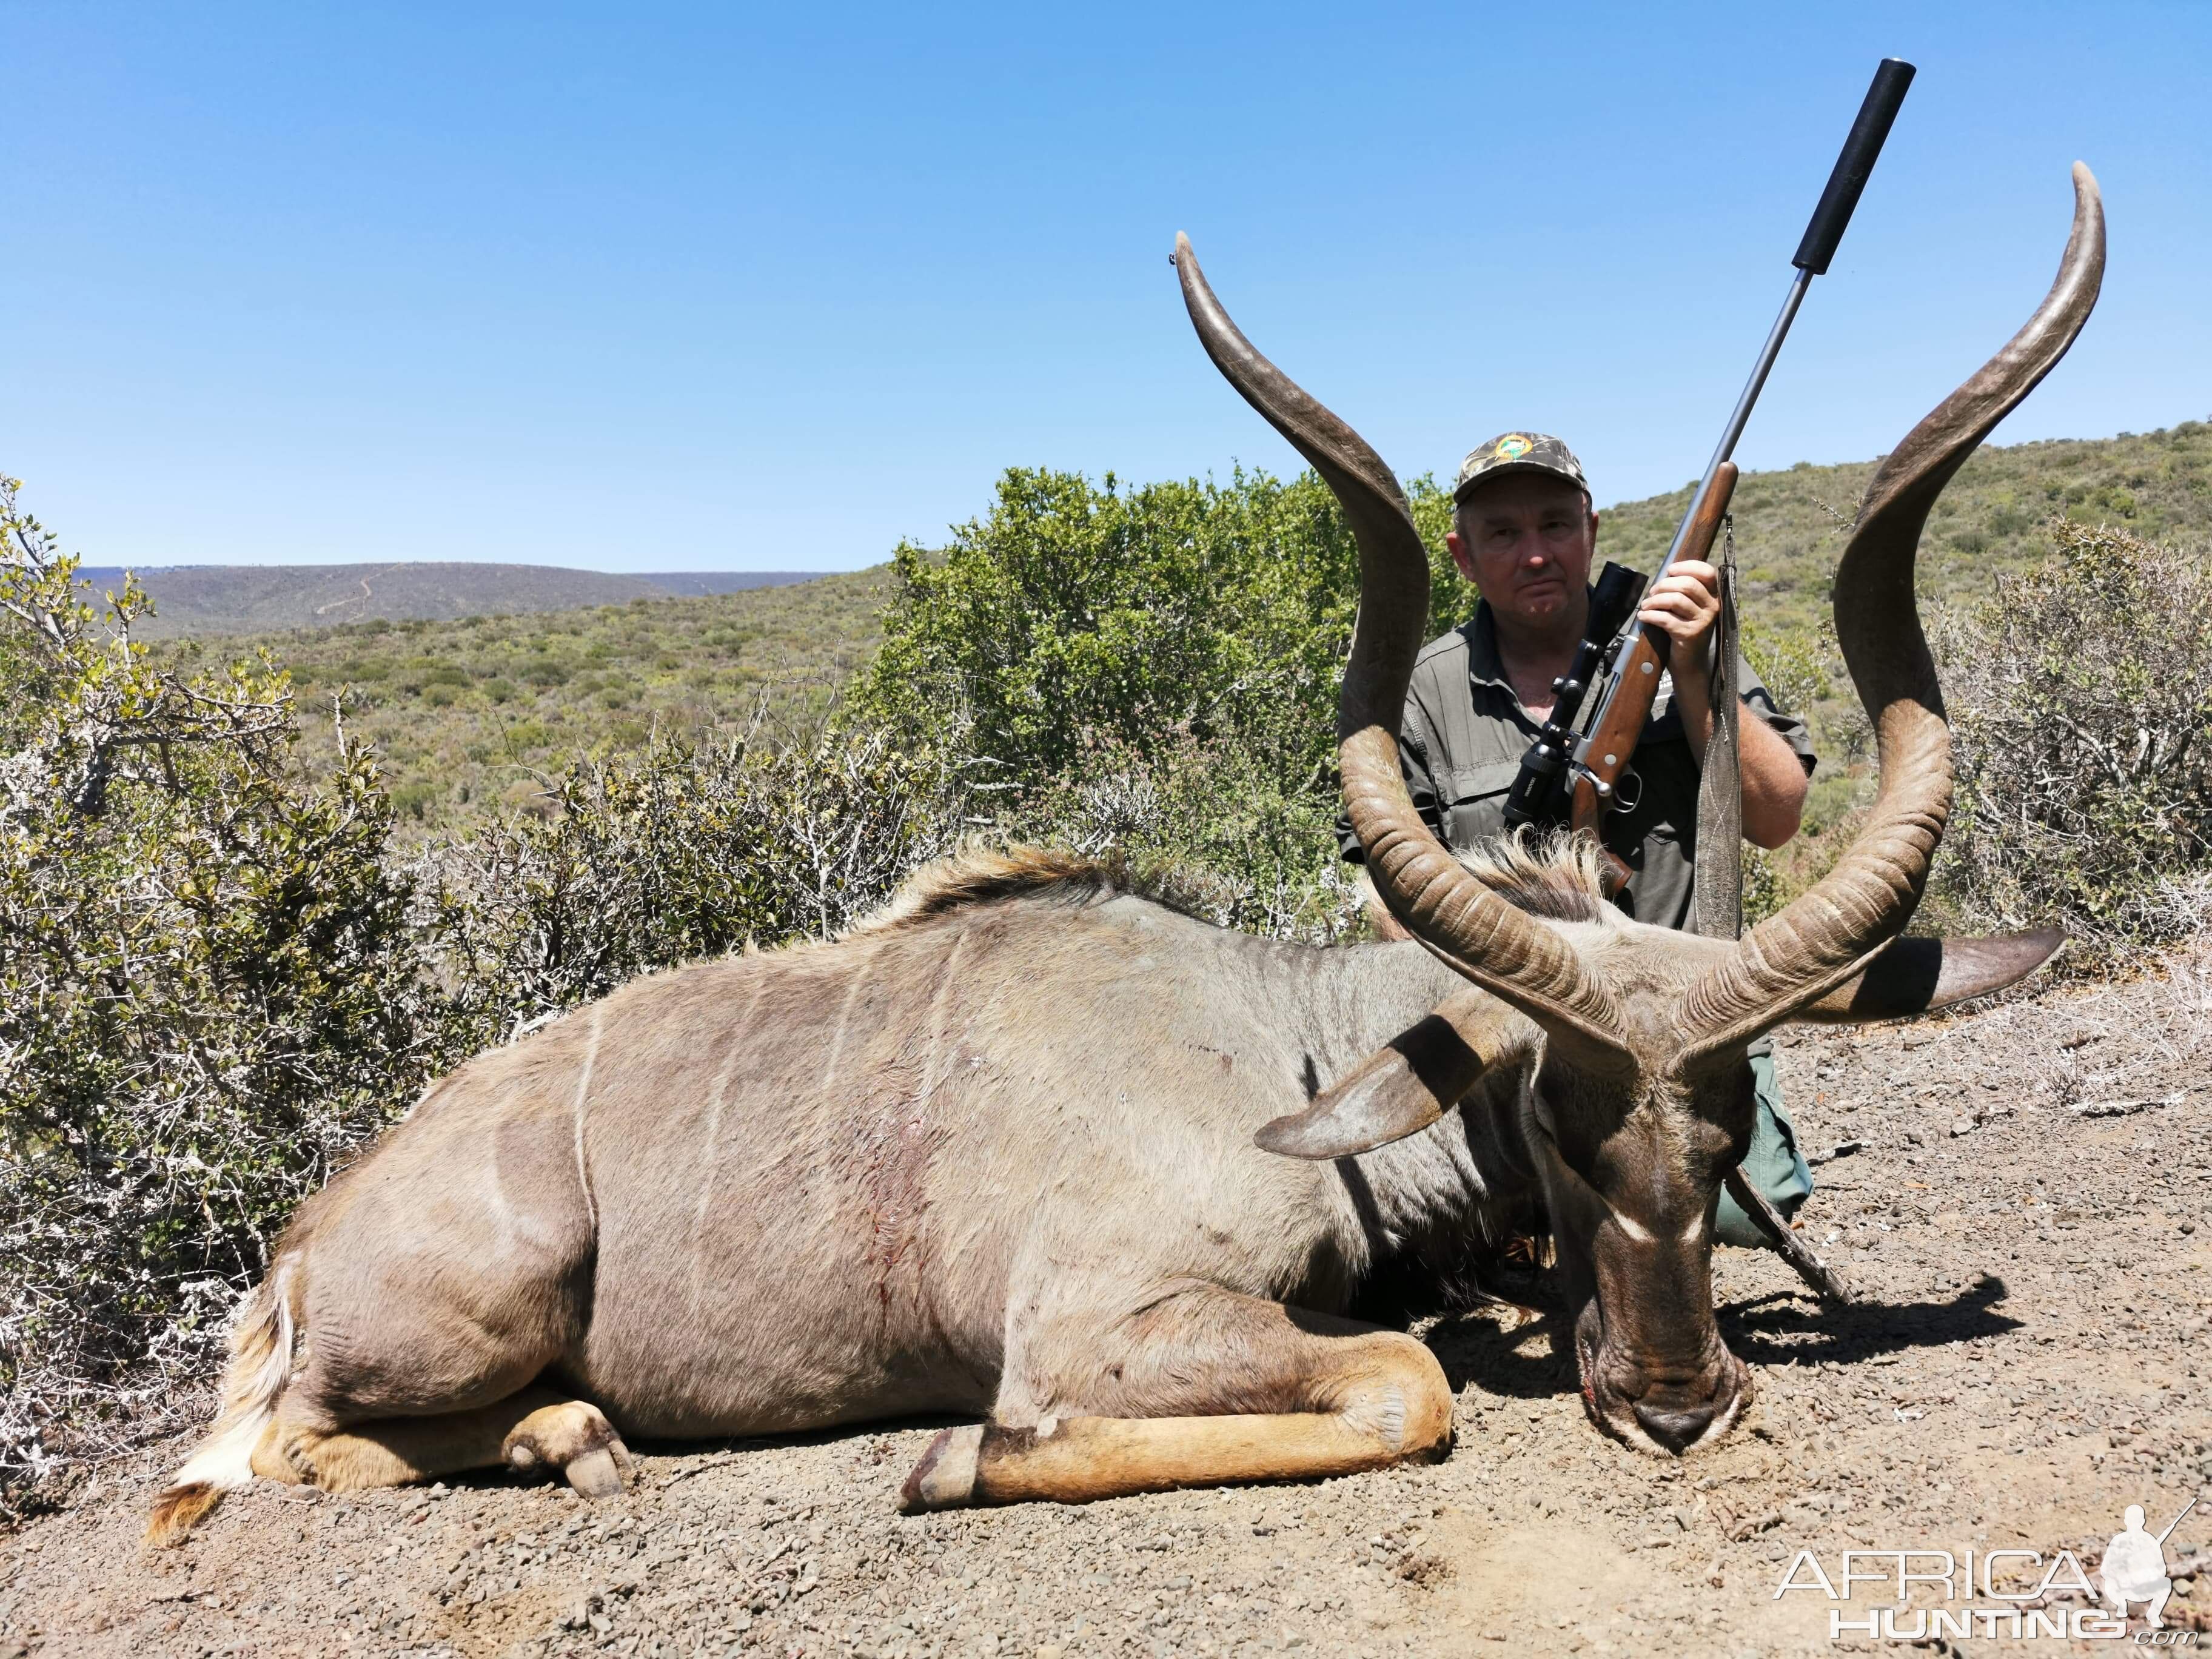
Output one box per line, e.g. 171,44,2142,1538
844,465,1476,943
849,466,1458,785
390,781,440,819
1740,617,1832,723
1006,730,1362,943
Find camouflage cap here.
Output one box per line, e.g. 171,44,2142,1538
1453,431,1589,503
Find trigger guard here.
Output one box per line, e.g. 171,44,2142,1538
1606,765,1643,815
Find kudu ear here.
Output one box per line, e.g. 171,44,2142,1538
1256,988,1520,1161
1788,930,2065,1024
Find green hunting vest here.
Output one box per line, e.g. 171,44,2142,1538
1337,599,1817,936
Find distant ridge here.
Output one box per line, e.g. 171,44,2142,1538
628,571,819,597
67,561,828,638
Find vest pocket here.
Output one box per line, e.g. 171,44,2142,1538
1438,758,1529,851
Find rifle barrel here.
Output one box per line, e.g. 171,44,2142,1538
2154,1496,2198,1546
1653,267,1812,588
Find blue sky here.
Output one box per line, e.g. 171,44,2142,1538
10,1,2210,573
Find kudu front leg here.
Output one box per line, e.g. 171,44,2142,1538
901,1289,1453,1510
256,1386,634,1500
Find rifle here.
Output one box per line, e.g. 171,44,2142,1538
1500,59,1916,876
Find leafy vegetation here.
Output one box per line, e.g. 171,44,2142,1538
413,726,962,1038
851,466,1453,776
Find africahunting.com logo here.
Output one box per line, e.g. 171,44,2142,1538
1774,1496,2201,1642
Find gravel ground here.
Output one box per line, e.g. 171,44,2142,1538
4,943,2208,1658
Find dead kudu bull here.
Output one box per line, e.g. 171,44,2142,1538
150,167,2103,1544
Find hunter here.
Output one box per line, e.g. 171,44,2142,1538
1339,431,1816,1247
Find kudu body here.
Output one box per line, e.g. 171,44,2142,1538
152,168,2102,1543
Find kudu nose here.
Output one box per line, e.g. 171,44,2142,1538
1632,1399,1716,1455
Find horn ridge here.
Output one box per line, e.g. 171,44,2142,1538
1174,235,1629,1054
1679,165,2106,1056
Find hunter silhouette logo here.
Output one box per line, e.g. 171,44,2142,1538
1775,1493,2205,1641
2102,1498,2196,1630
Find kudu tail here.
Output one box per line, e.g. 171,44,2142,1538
146,1258,298,1546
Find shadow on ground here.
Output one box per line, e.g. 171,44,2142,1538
1413,1271,2020,1404
1718,1272,2020,1364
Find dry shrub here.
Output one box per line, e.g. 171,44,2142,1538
1933,520,2212,971
1,482,431,1510
411,724,966,1052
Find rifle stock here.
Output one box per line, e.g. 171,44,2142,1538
1569,461,1739,854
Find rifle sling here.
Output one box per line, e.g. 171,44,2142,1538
1693,522,1743,942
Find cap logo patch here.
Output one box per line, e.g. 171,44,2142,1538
1494,435,1533,461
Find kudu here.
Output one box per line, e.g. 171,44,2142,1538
150,166,2101,1544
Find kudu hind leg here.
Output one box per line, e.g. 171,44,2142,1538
261,1386,634,1499
902,1290,1453,1510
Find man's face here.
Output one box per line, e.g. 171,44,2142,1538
1447,474,1598,633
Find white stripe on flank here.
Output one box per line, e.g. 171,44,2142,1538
484,1132,514,1248
916,930,967,1110
572,1007,603,1233
820,942,877,1096
689,980,766,1311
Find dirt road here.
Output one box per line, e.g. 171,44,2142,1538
4,944,2208,1658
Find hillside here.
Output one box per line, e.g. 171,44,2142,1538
1598,421,2212,630
161,566,892,831
628,571,822,598
75,561,826,638
1601,421,2212,882
166,423,2210,837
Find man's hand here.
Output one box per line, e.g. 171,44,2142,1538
1637,558,1721,679
1637,556,1811,850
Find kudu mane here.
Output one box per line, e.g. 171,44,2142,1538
863,837,1612,939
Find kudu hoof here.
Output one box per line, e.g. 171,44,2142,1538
563,1446,629,1500
503,1400,634,1498
899,1424,982,1512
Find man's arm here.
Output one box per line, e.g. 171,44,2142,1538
1640,558,1811,849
